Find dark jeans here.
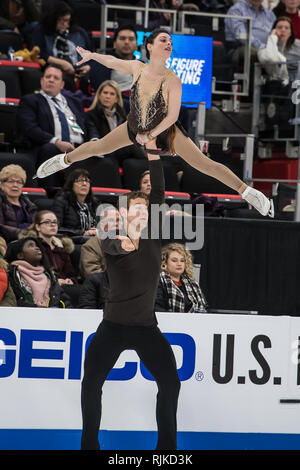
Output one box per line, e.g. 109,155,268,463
81,319,181,450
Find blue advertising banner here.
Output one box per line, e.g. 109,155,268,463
136,32,213,108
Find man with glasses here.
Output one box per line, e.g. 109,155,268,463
18,63,88,188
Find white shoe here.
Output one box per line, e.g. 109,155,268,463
242,186,274,217
34,153,70,179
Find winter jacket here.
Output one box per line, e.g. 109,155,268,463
79,235,105,279
0,190,37,242
78,272,109,309
7,264,71,308
0,258,16,307
52,193,96,237
19,229,77,283
85,103,127,141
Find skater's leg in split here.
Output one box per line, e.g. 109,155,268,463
67,122,132,163
173,126,274,216
35,122,132,178
173,126,246,193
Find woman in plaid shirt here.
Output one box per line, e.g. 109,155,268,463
155,242,208,313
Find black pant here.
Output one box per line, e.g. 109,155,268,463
81,319,181,450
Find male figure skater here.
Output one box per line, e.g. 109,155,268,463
81,150,181,450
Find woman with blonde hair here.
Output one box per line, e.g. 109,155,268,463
0,164,36,242
88,79,124,110
85,79,146,164
155,242,208,313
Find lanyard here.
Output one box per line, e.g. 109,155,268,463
44,92,85,135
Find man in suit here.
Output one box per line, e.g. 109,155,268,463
18,63,88,187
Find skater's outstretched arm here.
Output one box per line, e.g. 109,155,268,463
76,46,141,76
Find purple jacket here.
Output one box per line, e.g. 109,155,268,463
0,190,37,242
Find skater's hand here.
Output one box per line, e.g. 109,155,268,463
136,133,152,146
116,235,135,252
76,47,94,66
55,140,75,153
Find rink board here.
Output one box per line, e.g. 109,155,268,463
0,308,300,450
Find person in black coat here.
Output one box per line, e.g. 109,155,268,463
0,164,37,243
52,167,98,275
85,79,146,165
18,63,88,188
52,167,97,239
78,271,109,309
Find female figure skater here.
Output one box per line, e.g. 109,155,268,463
36,28,273,217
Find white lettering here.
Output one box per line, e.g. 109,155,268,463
168,56,206,86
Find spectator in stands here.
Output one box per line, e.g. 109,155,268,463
273,0,300,39
136,0,201,33
78,271,109,309
89,25,139,113
79,204,121,279
78,202,127,307
31,0,92,92
139,163,184,197
136,0,171,29
5,236,71,307
165,0,199,11
19,209,77,285
18,63,87,188
0,164,36,243
0,0,40,49
52,168,97,240
139,170,151,195
225,0,276,63
155,242,208,312
194,0,232,12
0,236,17,306
85,79,146,165
79,235,104,279
258,16,300,82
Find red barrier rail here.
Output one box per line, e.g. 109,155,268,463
0,60,41,69
202,193,242,200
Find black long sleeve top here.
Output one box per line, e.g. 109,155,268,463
101,159,165,326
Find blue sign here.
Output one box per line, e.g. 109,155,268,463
136,32,213,108
0,328,196,382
